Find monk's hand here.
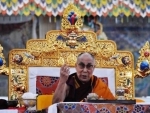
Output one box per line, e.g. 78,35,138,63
60,64,70,83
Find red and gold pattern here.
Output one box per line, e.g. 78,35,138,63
36,76,108,95
36,76,59,95
57,103,150,113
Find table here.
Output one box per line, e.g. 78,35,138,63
0,108,47,113
0,110,18,113
48,102,150,113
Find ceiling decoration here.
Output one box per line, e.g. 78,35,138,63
0,0,150,18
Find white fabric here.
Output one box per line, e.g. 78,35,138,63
48,103,57,113
28,67,115,95
0,96,8,100
0,110,18,113
135,97,150,104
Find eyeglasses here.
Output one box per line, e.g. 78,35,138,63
78,62,94,70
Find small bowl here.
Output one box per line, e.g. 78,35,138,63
19,99,36,107
87,93,99,100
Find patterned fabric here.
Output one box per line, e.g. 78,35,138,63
36,76,108,95
36,76,59,95
0,0,150,17
57,103,150,113
24,109,47,113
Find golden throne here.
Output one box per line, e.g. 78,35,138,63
8,4,135,110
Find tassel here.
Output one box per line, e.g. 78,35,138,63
126,16,129,23
49,16,51,23
82,16,84,23
148,17,150,23
99,16,101,22
9,16,11,22
115,17,118,24
88,16,90,24
15,16,17,21
54,17,56,23
20,15,22,21
121,17,123,23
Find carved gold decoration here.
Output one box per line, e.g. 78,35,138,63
61,4,83,30
0,44,9,75
9,4,134,100
58,4,86,48
56,31,88,48
134,41,150,78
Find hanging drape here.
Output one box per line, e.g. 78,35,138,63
0,0,150,18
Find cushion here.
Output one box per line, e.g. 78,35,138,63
37,95,53,110
36,76,108,95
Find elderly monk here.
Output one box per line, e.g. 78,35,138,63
52,52,115,103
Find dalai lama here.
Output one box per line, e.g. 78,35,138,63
52,52,115,103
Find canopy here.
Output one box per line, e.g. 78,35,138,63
0,0,150,17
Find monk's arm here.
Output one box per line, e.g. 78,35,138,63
52,64,70,104
52,82,69,104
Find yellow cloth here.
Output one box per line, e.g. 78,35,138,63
92,77,115,100
136,98,145,103
37,95,53,110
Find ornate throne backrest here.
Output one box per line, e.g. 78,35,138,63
8,4,134,100
30,67,112,95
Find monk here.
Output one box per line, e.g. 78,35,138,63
52,52,115,103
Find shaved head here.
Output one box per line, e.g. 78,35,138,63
77,52,95,63
75,52,95,82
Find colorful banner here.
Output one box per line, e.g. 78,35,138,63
0,0,150,17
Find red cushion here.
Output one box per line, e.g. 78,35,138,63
36,76,108,95
8,107,26,113
36,76,59,95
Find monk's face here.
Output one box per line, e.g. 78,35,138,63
75,54,95,82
